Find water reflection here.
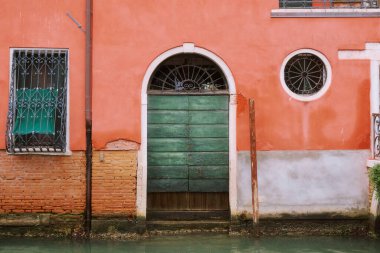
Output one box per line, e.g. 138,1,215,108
0,235,379,253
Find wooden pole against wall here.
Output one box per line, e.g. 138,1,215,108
249,99,259,226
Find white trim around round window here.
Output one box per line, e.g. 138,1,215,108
280,49,332,102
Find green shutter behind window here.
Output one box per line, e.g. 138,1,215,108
13,88,58,135
148,95,229,193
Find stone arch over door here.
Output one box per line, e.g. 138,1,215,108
137,43,237,219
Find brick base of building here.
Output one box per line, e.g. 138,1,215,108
0,150,374,237
0,150,139,237
0,151,86,214
92,150,137,217
0,151,86,236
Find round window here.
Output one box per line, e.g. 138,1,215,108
280,49,332,102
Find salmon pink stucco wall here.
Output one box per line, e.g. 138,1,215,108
92,0,380,151
0,0,86,150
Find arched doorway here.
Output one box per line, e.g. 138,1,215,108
138,43,237,220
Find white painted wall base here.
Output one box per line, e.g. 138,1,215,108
237,150,370,218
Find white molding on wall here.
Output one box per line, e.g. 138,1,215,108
137,43,238,218
271,8,380,18
338,43,380,159
338,46,380,114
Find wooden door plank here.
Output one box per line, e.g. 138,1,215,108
148,179,188,192
190,138,228,152
148,125,188,138
189,180,229,192
189,166,229,179
188,96,228,110
189,125,228,138
188,192,230,210
147,95,231,197
249,99,259,225
148,152,187,166
188,152,229,166
147,193,189,210
148,96,188,110
189,111,228,124
147,193,230,211
148,111,188,124
146,210,230,219
148,138,189,152
148,166,188,179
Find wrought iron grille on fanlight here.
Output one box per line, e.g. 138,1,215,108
148,54,228,93
6,49,68,153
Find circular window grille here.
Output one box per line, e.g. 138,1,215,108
148,54,228,93
281,49,331,101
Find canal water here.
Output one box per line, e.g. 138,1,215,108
1,235,380,253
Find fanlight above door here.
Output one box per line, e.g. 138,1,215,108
148,54,228,94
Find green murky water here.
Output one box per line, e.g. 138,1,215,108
1,235,380,253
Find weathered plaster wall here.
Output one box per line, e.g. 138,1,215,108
0,0,86,150
0,0,377,221
92,0,379,151
237,150,370,217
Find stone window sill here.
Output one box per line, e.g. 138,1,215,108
367,159,380,168
271,8,380,18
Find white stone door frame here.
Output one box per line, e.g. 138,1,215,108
338,43,380,161
136,43,238,219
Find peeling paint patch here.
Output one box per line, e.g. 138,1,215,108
104,139,140,151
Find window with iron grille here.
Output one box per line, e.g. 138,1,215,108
279,0,379,8
280,0,312,8
280,49,332,102
6,49,68,153
284,53,326,96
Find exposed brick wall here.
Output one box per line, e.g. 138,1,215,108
0,150,137,217
0,152,86,214
92,151,137,216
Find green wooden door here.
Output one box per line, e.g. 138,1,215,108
147,95,229,194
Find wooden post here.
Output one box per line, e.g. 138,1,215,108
249,99,259,226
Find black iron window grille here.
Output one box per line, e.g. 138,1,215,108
373,113,380,159
284,53,327,96
148,54,228,94
279,0,379,8
6,49,68,153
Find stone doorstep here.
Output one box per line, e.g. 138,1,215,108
146,220,230,231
